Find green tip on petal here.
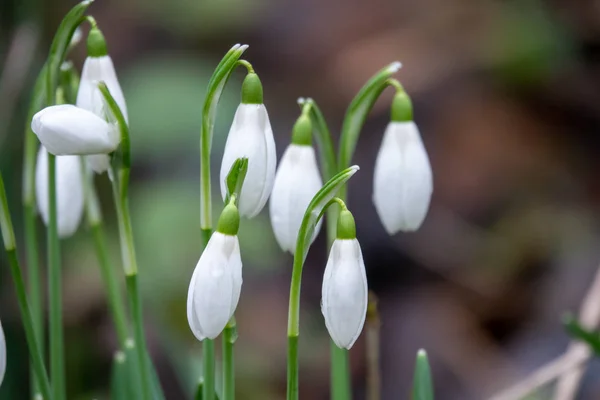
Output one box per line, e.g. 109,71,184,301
241,73,263,104
391,91,413,122
336,209,356,239
291,114,312,146
216,203,240,236
87,25,108,57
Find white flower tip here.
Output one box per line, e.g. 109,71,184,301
297,97,306,105
388,61,402,73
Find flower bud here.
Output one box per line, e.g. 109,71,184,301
219,101,276,218
35,147,84,238
372,120,432,234
321,229,368,349
187,207,243,340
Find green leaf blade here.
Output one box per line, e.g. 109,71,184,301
412,349,434,400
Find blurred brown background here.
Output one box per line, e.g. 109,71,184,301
2,0,600,399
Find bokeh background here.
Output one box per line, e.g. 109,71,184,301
1,0,600,398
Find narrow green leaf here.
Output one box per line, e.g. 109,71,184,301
563,313,600,355
59,61,80,104
200,44,248,229
124,340,143,399
295,166,360,263
412,349,434,400
45,0,92,105
338,62,401,171
224,157,248,205
195,380,204,400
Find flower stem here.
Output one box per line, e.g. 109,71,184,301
223,317,237,400
0,174,52,400
125,275,151,400
48,153,65,400
287,334,298,400
203,339,215,400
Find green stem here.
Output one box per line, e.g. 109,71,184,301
91,223,130,347
0,174,52,400
24,202,43,397
287,335,298,400
125,275,151,400
223,317,237,400
203,339,215,400
47,153,65,400
331,345,351,400
84,162,130,348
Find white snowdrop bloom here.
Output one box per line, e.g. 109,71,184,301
269,115,322,253
0,320,5,386
219,73,276,218
35,147,84,238
373,120,432,234
75,25,128,173
31,104,119,156
321,209,368,350
187,204,242,340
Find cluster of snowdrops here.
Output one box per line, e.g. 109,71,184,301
0,2,434,399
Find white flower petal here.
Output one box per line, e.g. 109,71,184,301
0,320,5,386
372,122,433,234
269,144,323,253
219,104,277,218
32,105,118,156
35,147,84,238
321,238,368,349
187,233,243,340
77,55,128,122
85,154,111,174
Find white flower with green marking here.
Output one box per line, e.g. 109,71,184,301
187,204,243,340
270,115,322,254
35,147,84,238
373,91,432,234
321,209,368,349
220,73,276,218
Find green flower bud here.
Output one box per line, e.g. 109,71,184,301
391,91,413,122
87,26,108,58
291,114,312,146
241,73,263,104
336,209,356,239
216,203,240,236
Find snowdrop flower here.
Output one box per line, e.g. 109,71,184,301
35,147,84,238
220,73,276,218
321,208,368,349
373,91,432,234
76,25,127,173
187,203,243,340
0,320,5,386
270,114,322,253
31,105,118,157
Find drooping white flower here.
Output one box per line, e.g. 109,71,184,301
75,25,128,174
0,320,5,386
219,102,276,218
35,147,84,238
187,204,242,340
31,104,119,156
219,72,275,218
372,121,432,234
321,209,368,350
269,114,322,253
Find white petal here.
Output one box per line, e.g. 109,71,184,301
77,56,128,122
0,320,5,386
32,105,119,155
321,239,368,349
35,147,85,238
220,104,277,218
86,154,111,174
269,144,323,253
372,122,433,234
187,233,242,340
